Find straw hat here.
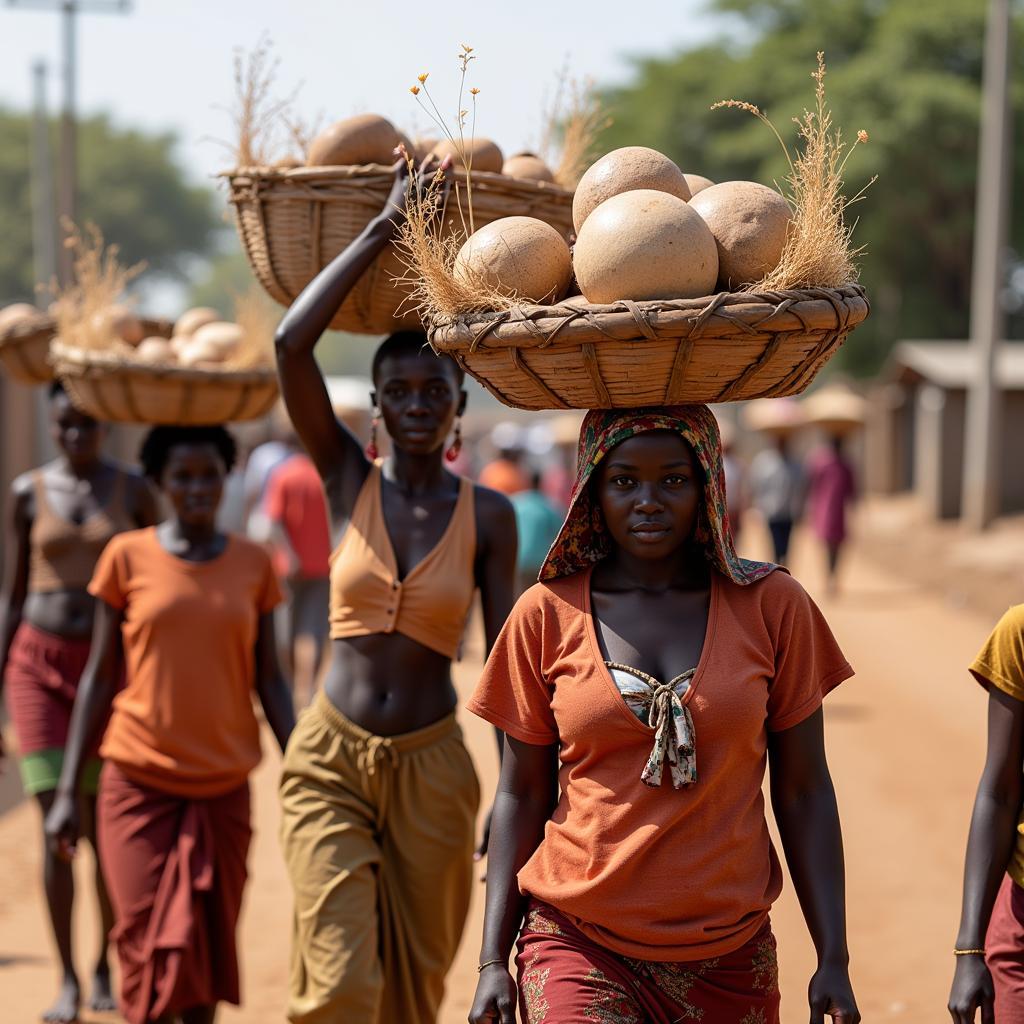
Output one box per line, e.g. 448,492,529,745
801,385,867,435
740,397,806,436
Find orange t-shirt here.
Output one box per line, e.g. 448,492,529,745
89,527,283,798
467,566,852,962
479,458,529,496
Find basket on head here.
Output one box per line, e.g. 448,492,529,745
0,311,57,385
51,320,278,425
223,164,575,336
428,284,869,411
801,385,867,436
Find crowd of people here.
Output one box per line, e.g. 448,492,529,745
0,159,1019,1024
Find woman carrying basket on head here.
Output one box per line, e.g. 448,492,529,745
273,155,518,1023
0,381,158,1024
468,406,860,1024
45,424,296,1024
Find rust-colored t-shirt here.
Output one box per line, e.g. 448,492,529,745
467,566,852,962
89,527,282,798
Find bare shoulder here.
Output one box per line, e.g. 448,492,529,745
472,482,517,539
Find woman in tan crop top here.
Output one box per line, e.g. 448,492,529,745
274,157,518,1024
0,381,158,1023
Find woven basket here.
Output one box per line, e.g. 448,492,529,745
428,284,869,411
0,312,57,385
224,164,575,336
51,334,278,425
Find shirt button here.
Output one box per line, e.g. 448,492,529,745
392,582,399,590
387,608,395,614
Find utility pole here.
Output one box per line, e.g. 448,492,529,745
30,60,57,300
7,0,132,285
961,0,1013,530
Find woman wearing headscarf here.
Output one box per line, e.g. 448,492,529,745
468,406,859,1024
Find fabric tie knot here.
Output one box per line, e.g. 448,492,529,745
363,736,399,776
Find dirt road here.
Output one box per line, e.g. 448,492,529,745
0,521,1000,1022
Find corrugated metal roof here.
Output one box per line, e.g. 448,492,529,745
888,341,1024,390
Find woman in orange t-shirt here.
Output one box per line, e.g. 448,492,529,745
45,425,296,1024
469,406,860,1024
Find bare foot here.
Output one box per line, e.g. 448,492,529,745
88,968,117,1012
42,974,80,1023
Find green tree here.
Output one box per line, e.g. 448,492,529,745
0,109,219,303
599,0,1024,374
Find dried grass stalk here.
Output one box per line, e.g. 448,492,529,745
229,286,278,368
540,73,612,190
225,39,293,168
52,223,145,353
395,163,516,320
713,52,873,291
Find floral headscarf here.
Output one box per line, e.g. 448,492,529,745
539,405,777,585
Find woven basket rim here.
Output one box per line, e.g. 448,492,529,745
51,341,277,385
221,163,574,199
0,313,56,348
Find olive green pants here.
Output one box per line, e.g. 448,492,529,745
280,689,480,1024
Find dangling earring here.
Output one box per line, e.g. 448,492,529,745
445,417,463,463
365,407,381,461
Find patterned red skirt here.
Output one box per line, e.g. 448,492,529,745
515,900,781,1024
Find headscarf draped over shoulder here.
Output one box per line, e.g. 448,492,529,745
539,405,777,585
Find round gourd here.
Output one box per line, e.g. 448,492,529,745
454,217,572,303
173,306,221,338
573,189,718,303
502,153,555,183
683,173,715,196
413,136,439,162
191,321,244,357
177,337,227,367
134,337,176,363
307,114,402,167
689,181,792,289
429,137,504,174
0,303,40,332
572,147,691,233
91,305,144,345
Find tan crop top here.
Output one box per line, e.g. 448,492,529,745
329,464,477,658
28,468,136,594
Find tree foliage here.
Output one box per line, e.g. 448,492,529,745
0,110,219,304
598,0,1024,373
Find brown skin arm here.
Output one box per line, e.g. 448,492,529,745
44,600,123,859
768,707,860,1024
948,686,1024,1024
472,487,519,859
469,735,559,1024
254,611,296,753
0,480,33,760
273,163,413,509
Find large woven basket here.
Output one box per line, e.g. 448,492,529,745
0,312,57,384
428,284,869,411
224,164,575,336
52,335,278,425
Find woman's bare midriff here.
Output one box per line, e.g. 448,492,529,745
322,633,458,736
23,589,96,640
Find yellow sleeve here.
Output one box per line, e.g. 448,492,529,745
970,605,1024,701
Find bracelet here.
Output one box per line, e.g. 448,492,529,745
477,958,505,973
954,948,986,956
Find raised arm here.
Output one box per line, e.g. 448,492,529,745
470,735,559,1024
948,687,1024,1024
768,708,860,1024
273,161,413,504
0,479,32,763
44,600,123,860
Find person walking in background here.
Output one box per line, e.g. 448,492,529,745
949,606,1024,1024
0,382,158,1024
510,471,564,595
265,449,332,707
749,433,804,565
274,157,518,1024
806,435,857,596
242,417,294,541
479,422,530,496
45,424,295,1024
469,407,859,1024
719,417,748,544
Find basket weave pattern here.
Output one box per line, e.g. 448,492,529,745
0,313,57,385
52,321,278,425
225,164,575,336
428,284,869,411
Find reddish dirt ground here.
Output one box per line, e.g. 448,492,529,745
0,517,1004,1022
